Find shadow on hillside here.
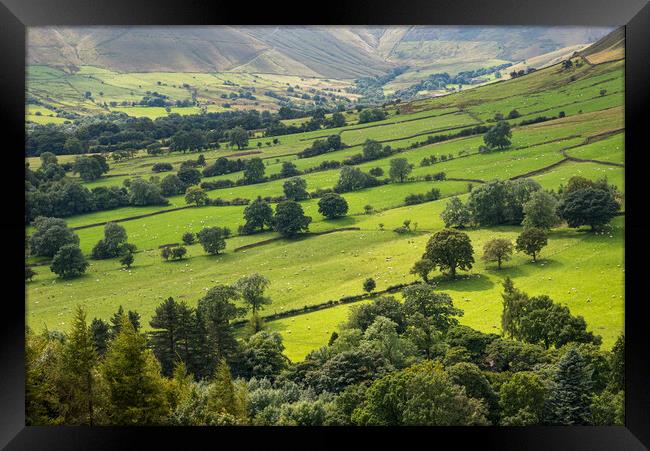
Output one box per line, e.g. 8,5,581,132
430,273,495,291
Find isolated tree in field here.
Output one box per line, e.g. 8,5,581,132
51,244,88,279
335,166,378,193
100,316,169,425
29,216,79,258
515,227,548,262
185,186,209,207
441,196,471,228
242,197,274,233
243,158,265,184
228,126,249,150
197,227,229,255
318,193,349,219
482,238,513,269
119,250,134,269
422,229,474,278
557,187,619,231
273,201,311,237
562,59,573,70
25,265,36,282
279,161,300,178
283,177,309,201
499,372,547,425
197,154,206,166
170,246,187,260
235,274,271,333
522,191,560,230
410,258,434,283
389,158,413,182
61,306,97,425
182,232,195,245
544,348,593,425
363,278,376,294
483,121,512,149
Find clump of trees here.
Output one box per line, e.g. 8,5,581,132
26,275,623,426
91,222,136,260
334,167,380,193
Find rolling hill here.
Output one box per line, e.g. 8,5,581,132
27,26,614,78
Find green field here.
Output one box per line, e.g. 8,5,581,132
26,56,626,362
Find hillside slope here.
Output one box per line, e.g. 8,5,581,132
27,26,613,78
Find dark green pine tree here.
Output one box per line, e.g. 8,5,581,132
90,318,110,356
149,297,195,377
109,305,141,338
196,285,246,372
62,306,97,425
100,316,169,425
544,348,594,425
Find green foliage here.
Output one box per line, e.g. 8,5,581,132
522,190,560,229
422,228,475,278
499,372,547,425
388,157,413,182
197,226,229,255
441,196,471,228
235,273,272,316
483,121,512,149
317,193,349,219
241,197,274,233
51,244,88,279
184,186,209,207
283,177,309,201
482,238,513,269
362,277,376,293
228,126,249,150
243,158,265,184
238,331,289,380
273,201,311,237
515,227,548,262
352,361,489,425
544,348,593,425
100,316,169,425
29,216,79,258
558,187,619,231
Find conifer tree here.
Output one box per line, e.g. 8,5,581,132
62,306,97,425
100,316,169,425
544,348,593,425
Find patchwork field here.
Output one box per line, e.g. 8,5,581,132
26,55,625,362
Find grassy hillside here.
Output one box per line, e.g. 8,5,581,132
25,54,625,362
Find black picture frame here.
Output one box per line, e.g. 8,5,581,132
2,0,649,448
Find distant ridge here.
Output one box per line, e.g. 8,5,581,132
27,26,614,79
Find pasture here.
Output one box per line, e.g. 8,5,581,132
26,56,626,362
